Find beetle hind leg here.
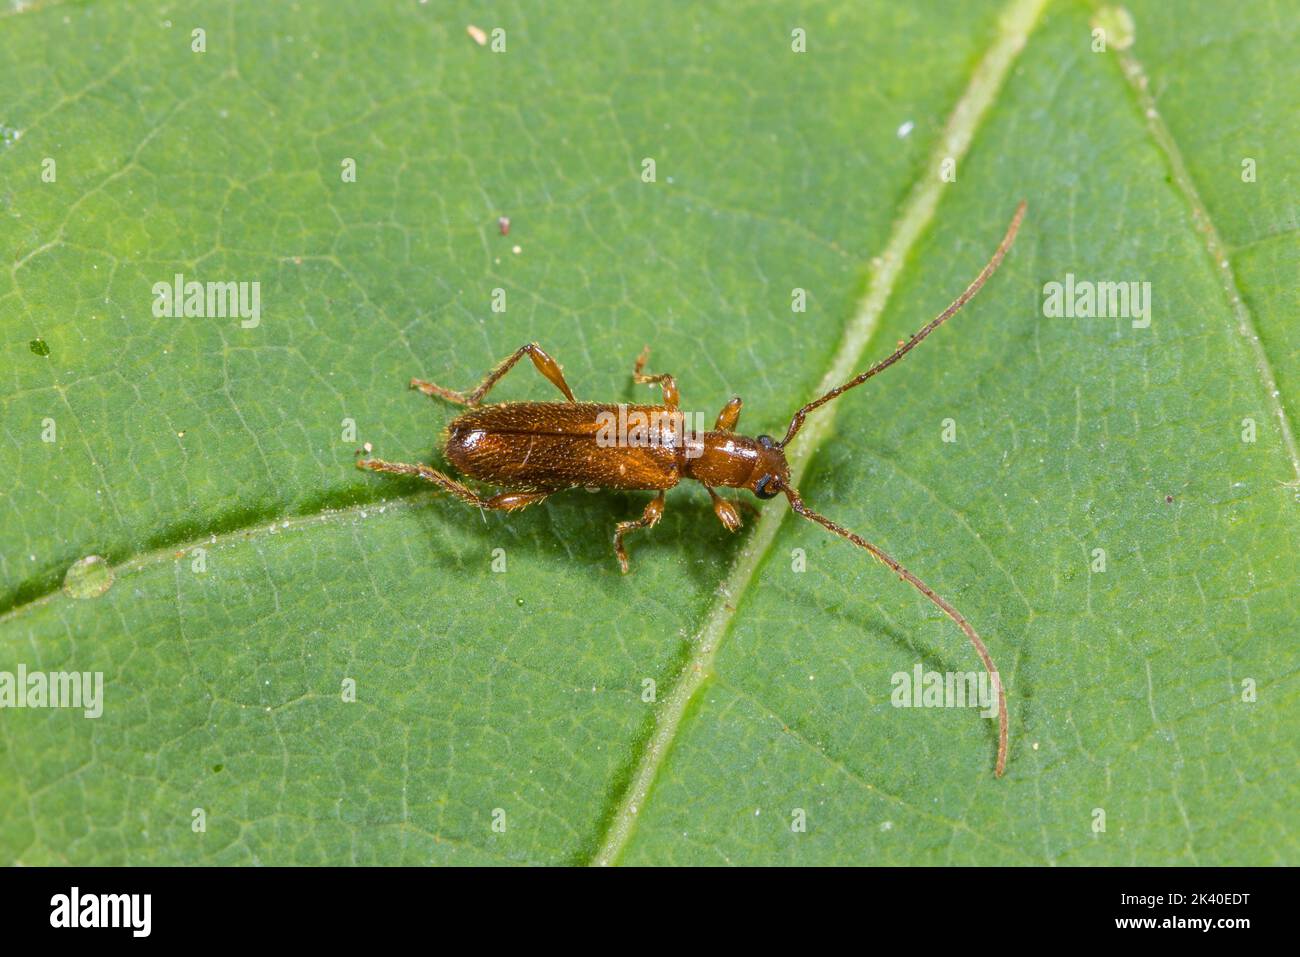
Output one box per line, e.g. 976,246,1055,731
613,491,667,573
357,457,552,512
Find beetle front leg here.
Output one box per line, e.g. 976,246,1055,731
613,491,666,573
714,396,742,431
706,487,742,532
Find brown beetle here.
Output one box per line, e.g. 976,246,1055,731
359,201,1025,775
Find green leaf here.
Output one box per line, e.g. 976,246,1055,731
1,0,1296,865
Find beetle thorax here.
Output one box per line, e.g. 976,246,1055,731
684,433,787,493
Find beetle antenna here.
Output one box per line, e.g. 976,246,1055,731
779,201,1026,449
784,487,1009,777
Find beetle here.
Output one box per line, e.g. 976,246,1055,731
358,201,1025,775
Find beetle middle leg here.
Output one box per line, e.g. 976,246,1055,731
410,342,576,406
632,347,680,410
613,491,666,573
357,457,551,511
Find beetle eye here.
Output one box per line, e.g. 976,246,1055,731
754,474,780,499
757,434,774,449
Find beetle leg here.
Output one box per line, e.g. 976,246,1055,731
357,457,552,512
632,346,680,410
481,490,553,511
357,457,483,504
411,342,576,406
706,487,743,532
613,491,666,573
713,396,742,431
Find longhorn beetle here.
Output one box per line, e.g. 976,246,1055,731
359,201,1025,776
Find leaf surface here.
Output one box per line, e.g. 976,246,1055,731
1,0,1295,865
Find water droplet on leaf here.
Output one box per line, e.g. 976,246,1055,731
63,555,114,599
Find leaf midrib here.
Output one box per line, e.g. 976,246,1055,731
1104,23,1300,485
589,0,1052,866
